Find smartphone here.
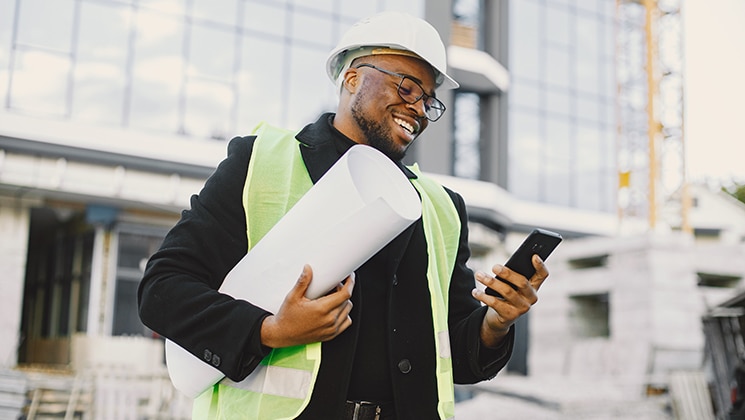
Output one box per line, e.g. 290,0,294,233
485,228,563,297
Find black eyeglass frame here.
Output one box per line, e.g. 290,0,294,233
354,63,446,122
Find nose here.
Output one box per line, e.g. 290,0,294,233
405,99,427,120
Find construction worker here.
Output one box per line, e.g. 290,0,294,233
138,11,549,420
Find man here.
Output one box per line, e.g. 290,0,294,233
138,11,549,420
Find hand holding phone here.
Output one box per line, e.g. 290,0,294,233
485,228,562,298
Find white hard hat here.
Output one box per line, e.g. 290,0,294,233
326,11,459,91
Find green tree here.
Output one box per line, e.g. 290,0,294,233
724,182,745,204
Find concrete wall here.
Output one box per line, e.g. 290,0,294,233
0,197,31,367
528,232,743,391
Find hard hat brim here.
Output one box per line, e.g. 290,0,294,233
327,44,459,91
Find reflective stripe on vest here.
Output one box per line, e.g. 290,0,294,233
193,122,459,419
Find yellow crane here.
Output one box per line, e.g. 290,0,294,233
616,0,691,233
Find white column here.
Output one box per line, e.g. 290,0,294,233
0,198,31,367
87,227,119,336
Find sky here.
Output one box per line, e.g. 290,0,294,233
684,0,745,185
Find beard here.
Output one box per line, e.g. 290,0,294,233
350,86,409,162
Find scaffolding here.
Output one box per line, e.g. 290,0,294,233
616,0,690,232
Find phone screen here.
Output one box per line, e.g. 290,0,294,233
485,228,562,297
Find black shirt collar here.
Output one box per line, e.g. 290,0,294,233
296,113,417,180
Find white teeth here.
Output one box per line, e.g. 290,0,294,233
394,118,415,134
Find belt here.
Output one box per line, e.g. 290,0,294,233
343,400,394,420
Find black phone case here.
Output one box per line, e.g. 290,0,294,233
485,228,563,297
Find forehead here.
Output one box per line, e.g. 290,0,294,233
366,54,437,91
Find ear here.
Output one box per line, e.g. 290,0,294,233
342,68,360,93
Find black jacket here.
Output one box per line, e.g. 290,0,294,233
138,113,514,418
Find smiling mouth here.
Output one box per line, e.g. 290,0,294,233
394,117,417,135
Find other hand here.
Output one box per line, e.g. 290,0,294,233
260,264,355,348
472,255,549,348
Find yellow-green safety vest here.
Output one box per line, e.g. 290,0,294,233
193,122,461,419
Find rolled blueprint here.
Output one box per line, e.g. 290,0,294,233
165,144,422,398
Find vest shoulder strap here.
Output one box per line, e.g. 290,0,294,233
243,122,313,249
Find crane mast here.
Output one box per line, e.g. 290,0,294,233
616,0,690,233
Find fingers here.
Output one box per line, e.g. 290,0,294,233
317,275,354,342
491,255,550,293
531,254,550,291
343,272,356,294
490,264,528,296
474,271,511,300
474,264,539,305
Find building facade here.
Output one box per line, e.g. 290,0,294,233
0,0,518,370
506,0,617,212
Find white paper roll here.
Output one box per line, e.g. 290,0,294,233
166,144,422,397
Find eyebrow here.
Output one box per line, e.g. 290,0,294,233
397,71,436,98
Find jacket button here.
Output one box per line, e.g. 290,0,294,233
397,359,412,374
203,349,212,362
211,354,221,367
392,275,398,286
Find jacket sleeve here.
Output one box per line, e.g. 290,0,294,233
137,136,272,382
444,188,515,384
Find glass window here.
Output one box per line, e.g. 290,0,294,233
601,17,615,61
112,277,146,336
601,99,614,126
237,36,285,129
292,10,335,47
244,1,286,38
286,46,334,129
576,0,600,15
381,0,423,16
569,293,610,338
546,88,572,117
129,10,183,132
16,0,75,51
188,25,235,81
192,0,239,26
339,2,379,19
600,1,615,19
576,15,600,95
509,110,543,201
575,124,602,210
546,47,571,89
138,0,185,15
453,92,481,179
10,50,70,115
601,129,616,212
545,5,572,47
113,231,164,337
601,56,615,99
577,94,601,123
510,79,541,110
183,79,233,139
548,0,573,7
72,2,132,125
294,0,334,14
544,117,571,206
511,0,542,81
0,0,16,101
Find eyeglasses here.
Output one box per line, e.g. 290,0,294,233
354,63,446,122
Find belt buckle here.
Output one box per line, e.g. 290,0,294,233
350,400,381,420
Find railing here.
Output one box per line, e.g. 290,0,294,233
11,366,192,419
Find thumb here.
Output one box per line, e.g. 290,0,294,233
289,264,313,299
